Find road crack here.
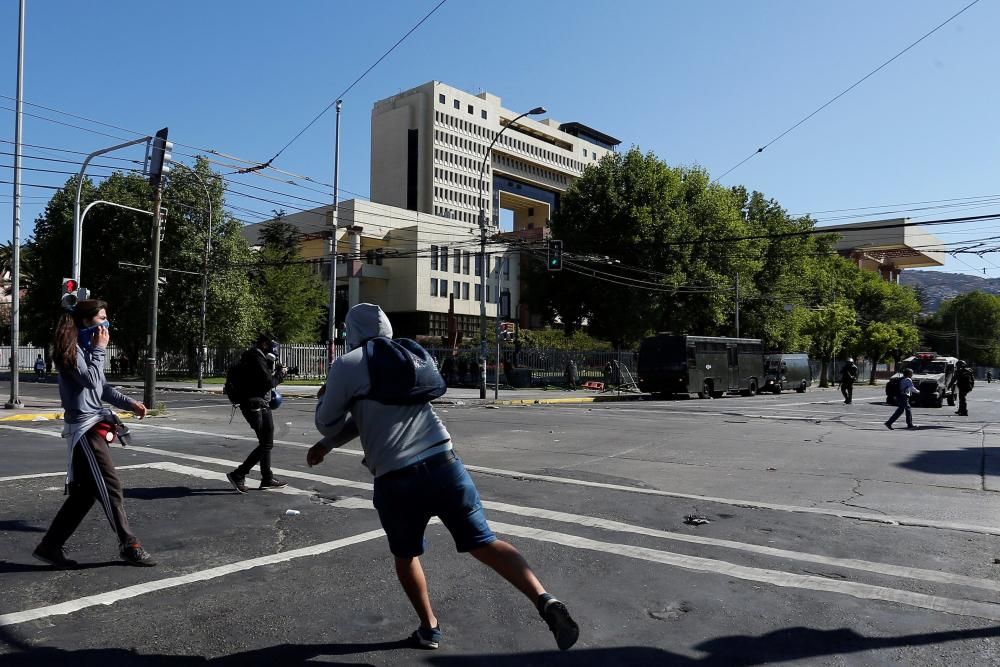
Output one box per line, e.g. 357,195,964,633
830,478,889,516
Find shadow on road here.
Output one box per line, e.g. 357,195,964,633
0,559,126,574
3,625,1000,666
897,446,1000,475
124,487,234,500
0,520,44,533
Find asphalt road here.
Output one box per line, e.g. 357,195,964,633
2,382,1000,665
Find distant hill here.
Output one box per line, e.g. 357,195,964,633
900,270,1000,313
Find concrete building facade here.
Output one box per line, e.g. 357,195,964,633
824,218,945,283
371,80,620,241
242,199,519,340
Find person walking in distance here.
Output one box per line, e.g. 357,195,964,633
33,353,45,381
225,333,288,493
309,304,579,651
885,368,917,430
949,360,975,417
33,299,155,568
840,358,858,404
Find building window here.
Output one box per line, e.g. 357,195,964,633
494,256,502,275
453,249,461,273
440,245,449,271
475,253,483,276
454,99,460,109
430,245,438,270
486,285,491,302
430,278,438,297
503,258,509,280
475,284,482,301
583,148,588,157
468,104,474,115
439,93,445,104
463,251,470,275
481,110,487,120
462,283,470,300
453,281,460,298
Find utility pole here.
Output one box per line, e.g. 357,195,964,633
954,311,959,358
143,128,171,408
5,0,25,409
735,272,740,339
325,100,342,364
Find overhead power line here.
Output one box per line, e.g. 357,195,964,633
713,0,983,183
253,0,451,170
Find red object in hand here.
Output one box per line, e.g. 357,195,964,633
92,422,115,443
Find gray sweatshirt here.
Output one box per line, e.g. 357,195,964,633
59,345,135,483
314,303,452,477
60,345,135,424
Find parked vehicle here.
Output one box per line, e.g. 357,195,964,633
762,353,813,393
885,353,958,407
638,335,764,398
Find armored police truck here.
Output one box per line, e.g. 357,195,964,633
638,335,764,398
762,353,813,393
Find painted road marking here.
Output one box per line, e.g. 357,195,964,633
0,528,386,627
5,423,1000,537
491,522,1000,624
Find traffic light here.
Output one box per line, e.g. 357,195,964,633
546,239,563,271
147,127,172,188
61,278,78,310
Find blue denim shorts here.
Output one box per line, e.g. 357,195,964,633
372,455,497,558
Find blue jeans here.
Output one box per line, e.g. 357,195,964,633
888,398,912,427
373,455,496,558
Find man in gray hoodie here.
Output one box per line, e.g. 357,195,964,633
309,303,579,651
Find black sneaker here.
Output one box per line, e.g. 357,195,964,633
226,471,248,494
32,542,78,568
410,625,442,649
541,598,579,651
259,477,287,490
120,542,157,567
884,422,893,430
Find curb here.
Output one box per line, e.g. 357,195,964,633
0,411,64,422
494,393,647,406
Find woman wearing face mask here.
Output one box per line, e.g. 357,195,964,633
33,299,156,568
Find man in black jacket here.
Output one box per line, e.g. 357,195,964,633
226,333,287,493
949,360,975,417
840,358,858,404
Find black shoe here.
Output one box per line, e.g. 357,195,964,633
120,542,157,567
32,543,78,568
410,625,442,649
541,598,579,651
884,422,893,430
226,471,248,494
259,477,287,490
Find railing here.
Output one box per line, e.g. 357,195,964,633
0,345,48,371
103,343,346,379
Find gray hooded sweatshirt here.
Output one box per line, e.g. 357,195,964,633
314,303,452,477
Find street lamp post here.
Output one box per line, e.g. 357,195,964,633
5,0,26,409
477,106,545,399
171,163,213,388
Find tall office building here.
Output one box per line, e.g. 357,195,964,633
371,81,620,239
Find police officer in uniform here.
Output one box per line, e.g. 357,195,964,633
949,360,975,417
840,358,858,404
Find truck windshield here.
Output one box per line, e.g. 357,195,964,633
905,360,947,374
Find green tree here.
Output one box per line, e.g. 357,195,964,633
255,212,327,343
532,148,760,347
21,161,262,368
928,292,1000,367
802,302,859,387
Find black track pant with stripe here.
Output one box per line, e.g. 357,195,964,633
42,430,137,548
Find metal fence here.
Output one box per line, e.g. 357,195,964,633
0,345,48,371
102,343,347,379
425,347,637,387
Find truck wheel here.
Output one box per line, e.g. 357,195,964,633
947,394,956,407
934,394,943,408
741,381,757,397
796,381,806,393
698,381,712,399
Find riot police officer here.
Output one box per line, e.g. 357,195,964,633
840,358,858,404
949,360,975,417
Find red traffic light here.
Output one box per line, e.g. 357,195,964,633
63,278,78,293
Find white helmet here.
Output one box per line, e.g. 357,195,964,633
846,358,854,363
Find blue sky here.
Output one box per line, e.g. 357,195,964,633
1,0,998,275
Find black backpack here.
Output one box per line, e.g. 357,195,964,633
223,360,250,406
361,337,446,405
